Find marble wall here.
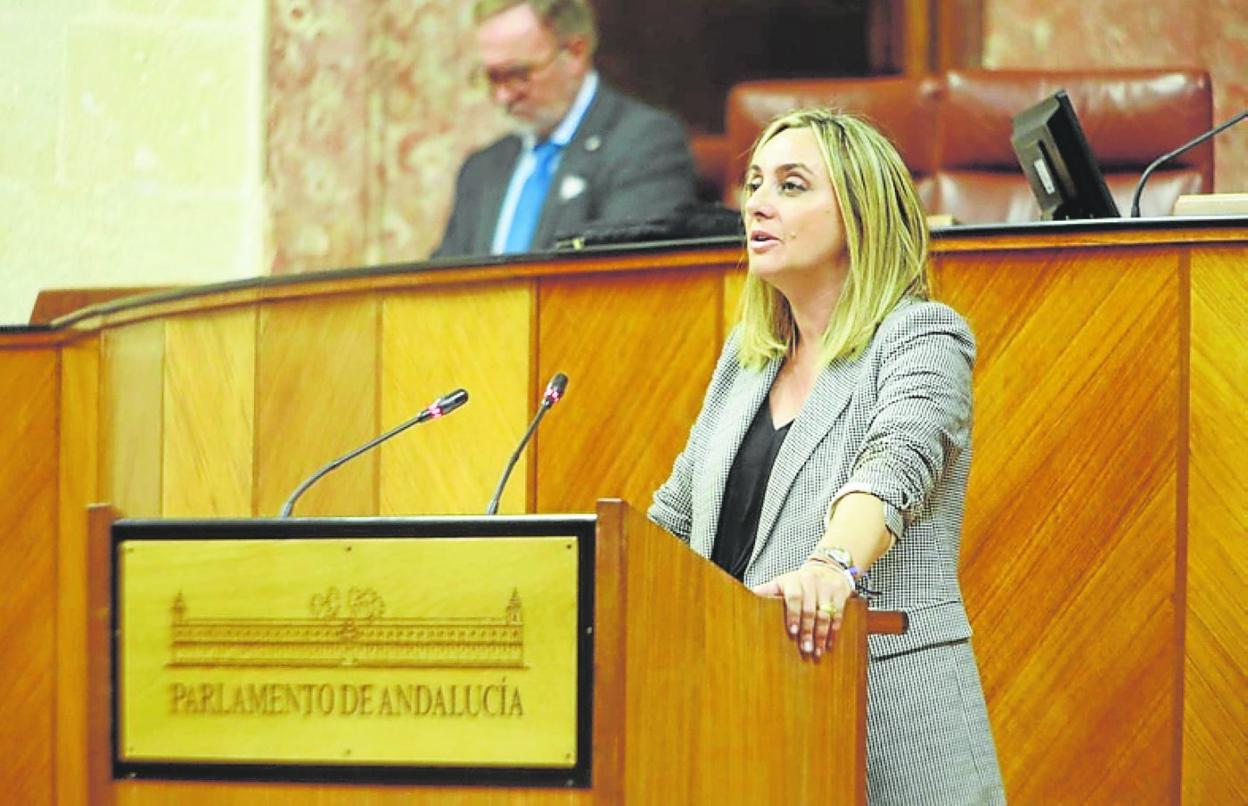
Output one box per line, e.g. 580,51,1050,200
984,0,1247,195
267,0,511,274
0,0,267,324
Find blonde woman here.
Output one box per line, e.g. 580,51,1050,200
649,109,1005,804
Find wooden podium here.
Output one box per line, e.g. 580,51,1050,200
86,500,905,805
7,220,1240,803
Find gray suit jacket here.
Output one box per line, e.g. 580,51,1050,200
650,300,978,659
433,82,697,258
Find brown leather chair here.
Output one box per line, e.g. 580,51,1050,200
721,76,943,212
708,68,1213,223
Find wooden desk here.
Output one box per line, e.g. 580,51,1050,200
1,218,1243,804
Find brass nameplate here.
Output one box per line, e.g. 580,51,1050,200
117,536,580,768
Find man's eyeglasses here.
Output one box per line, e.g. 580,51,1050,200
472,48,563,92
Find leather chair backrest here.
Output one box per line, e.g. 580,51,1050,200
722,68,1213,223
724,77,940,210
937,69,1212,221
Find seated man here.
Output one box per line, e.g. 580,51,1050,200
434,0,698,258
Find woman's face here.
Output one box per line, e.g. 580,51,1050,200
743,127,848,290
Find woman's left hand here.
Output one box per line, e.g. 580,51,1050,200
751,562,854,658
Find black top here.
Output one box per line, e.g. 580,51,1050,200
712,399,792,580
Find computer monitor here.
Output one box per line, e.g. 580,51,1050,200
1010,90,1120,220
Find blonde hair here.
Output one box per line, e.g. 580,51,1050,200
473,0,598,52
737,108,930,369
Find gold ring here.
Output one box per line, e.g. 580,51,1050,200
819,602,839,617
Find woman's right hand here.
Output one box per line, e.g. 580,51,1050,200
751,561,855,658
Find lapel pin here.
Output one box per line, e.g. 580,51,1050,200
560,174,587,201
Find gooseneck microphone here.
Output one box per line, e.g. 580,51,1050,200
485,373,568,516
279,388,469,518
1130,109,1247,217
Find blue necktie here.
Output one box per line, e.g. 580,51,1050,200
503,140,562,254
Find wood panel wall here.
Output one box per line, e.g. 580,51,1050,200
535,269,724,513
100,320,165,519
380,283,532,516
0,223,1243,804
0,346,59,805
256,297,381,517
56,336,99,806
939,245,1182,802
163,309,256,517
1185,245,1248,804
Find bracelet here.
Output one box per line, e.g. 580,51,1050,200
803,557,858,592
804,556,879,599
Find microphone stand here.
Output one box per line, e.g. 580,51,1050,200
280,389,468,518
486,373,568,516
1130,110,1247,217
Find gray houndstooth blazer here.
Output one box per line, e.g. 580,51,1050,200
649,298,977,660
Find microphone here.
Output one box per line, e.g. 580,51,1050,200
279,388,469,518
1130,109,1247,217
485,373,568,515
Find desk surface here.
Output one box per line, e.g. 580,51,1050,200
20,215,1243,332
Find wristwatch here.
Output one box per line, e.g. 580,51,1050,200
809,545,854,572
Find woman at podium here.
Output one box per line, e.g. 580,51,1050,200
649,108,1005,804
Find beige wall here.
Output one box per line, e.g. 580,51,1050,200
984,0,1248,195
0,0,266,325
